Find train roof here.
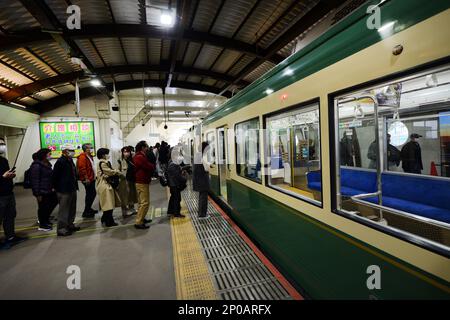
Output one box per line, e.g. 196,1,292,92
202,0,450,125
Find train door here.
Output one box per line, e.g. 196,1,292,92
217,127,228,201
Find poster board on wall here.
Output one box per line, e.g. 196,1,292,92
39,121,96,158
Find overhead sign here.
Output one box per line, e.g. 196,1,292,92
39,121,96,158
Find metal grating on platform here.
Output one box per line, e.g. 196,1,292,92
182,183,292,300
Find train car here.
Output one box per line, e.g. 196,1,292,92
199,1,450,299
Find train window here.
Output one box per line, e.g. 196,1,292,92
334,66,450,249
235,118,261,183
265,102,321,205
205,131,216,164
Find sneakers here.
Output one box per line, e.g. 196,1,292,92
1,235,28,249
134,224,150,229
38,224,53,232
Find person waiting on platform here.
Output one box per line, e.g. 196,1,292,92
30,148,58,232
52,144,80,237
133,141,155,229
367,134,401,170
96,148,122,227
193,142,212,219
167,147,187,218
0,137,28,249
117,146,137,218
401,133,423,174
76,143,98,218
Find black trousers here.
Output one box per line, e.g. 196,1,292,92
83,181,96,213
168,187,181,215
37,192,58,226
198,191,208,217
0,194,16,239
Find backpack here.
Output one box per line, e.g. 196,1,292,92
23,162,37,189
23,167,32,189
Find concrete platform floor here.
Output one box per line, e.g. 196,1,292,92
0,181,176,299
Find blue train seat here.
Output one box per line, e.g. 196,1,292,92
307,168,377,197
366,173,450,224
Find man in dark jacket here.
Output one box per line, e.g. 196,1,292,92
52,144,80,236
133,141,155,229
30,148,58,231
0,137,28,249
193,142,211,219
167,147,187,218
401,133,423,174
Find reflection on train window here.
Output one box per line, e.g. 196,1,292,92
205,131,215,164
266,103,321,204
235,118,261,183
334,66,450,248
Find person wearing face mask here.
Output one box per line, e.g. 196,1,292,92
96,148,122,227
0,137,28,249
30,148,58,231
117,146,137,217
52,144,80,236
76,143,98,218
167,147,187,218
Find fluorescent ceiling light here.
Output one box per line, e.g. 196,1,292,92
265,88,274,95
160,10,174,26
145,88,151,94
90,79,101,87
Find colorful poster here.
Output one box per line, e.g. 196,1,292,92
439,112,450,177
39,121,96,158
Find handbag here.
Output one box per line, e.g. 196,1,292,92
100,161,120,189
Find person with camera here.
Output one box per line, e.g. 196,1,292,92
167,147,187,218
96,148,122,227
0,137,28,249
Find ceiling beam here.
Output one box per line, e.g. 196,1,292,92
166,0,190,88
0,65,247,102
66,24,284,64
18,0,112,98
219,0,345,95
35,79,232,113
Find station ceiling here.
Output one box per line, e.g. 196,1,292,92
0,0,351,113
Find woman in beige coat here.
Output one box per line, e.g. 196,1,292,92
96,148,122,227
117,146,138,218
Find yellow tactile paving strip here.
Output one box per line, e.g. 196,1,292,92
170,200,218,300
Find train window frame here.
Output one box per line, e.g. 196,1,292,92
328,59,450,257
234,117,262,184
263,97,323,208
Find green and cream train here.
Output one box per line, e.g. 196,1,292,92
183,0,450,299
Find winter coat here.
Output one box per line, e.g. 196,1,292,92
193,152,210,192
167,161,187,189
30,160,53,196
76,152,95,182
401,141,423,173
96,159,121,212
133,151,155,184
0,156,13,196
52,155,78,193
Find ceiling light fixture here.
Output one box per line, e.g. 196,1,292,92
145,88,151,94
90,79,101,87
265,88,274,95
160,10,174,26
